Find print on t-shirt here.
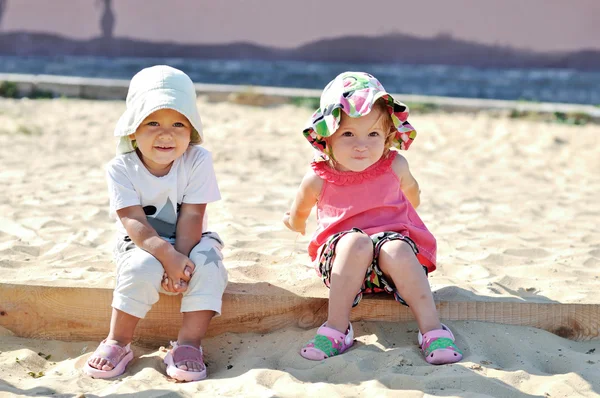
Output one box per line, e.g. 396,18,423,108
144,197,178,239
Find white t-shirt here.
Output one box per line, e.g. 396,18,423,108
106,145,221,243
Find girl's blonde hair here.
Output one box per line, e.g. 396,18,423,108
373,97,396,149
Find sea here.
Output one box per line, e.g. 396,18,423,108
0,55,599,105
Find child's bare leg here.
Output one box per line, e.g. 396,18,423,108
378,240,441,333
176,310,215,371
327,232,373,333
87,308,139,371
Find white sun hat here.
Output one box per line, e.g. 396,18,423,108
114,65,203,154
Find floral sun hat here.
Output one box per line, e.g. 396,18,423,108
303,71,417,161
114,65,203,155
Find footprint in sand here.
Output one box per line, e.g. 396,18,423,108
481,253,523,266
470,224,521,234
503,248,550,258
584,257,600,267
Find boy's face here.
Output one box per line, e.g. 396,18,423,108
328,108,387,172
130,109,192,176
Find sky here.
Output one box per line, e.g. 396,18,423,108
1,0,599,52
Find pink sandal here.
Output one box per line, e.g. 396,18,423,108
83,340,134,378
300,323,355,360
418,323,463,365
164,341,207,382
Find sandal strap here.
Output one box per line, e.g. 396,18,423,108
316,323,354,347
311,334,342,356
171,342,204,366
423,337,461,356
422,328,454,342
91,340,131,367
305,323,354,357
421,329,462,357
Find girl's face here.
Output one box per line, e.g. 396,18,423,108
328,108,388,172
129,109,192,176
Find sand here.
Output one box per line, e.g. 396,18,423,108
0,96,598,397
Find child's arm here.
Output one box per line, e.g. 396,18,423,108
283,169,323,235
392,153,421,209
116,205,194,291
174,203,206,256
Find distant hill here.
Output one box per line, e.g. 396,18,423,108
0,32,280,60
1,31,599,70
296,34,600,70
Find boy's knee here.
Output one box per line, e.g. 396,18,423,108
187,236,228,293
184,260,228,313
188,253,227,286
189,245,223,268
189,233,224,263
118,251,164,287
113,252,164,318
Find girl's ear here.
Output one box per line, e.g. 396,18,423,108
128,133,136,140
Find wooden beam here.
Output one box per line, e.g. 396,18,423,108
0,283,598,345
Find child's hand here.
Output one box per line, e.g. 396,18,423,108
162,265,193,293
160,250,196,293
283,211,305,235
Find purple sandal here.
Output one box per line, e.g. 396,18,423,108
164,341,207,382
418,323,463,365
300,323,355,360
83,340,134,378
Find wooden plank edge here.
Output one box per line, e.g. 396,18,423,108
0,283,598,345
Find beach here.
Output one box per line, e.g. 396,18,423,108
0,96,599,397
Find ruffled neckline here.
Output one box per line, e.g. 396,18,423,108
311,151,397,185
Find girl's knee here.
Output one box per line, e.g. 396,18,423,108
379,240,419,272
330,233,373,274
337,232,373,259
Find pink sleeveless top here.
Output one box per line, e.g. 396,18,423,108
308,151,437,272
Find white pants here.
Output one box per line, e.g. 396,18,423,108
112,232,228,319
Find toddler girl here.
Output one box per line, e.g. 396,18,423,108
283,71,462,365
